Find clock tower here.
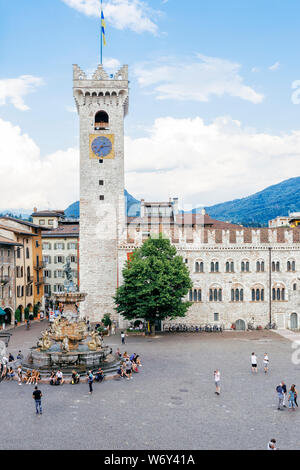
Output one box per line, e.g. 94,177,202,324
73,64,129,322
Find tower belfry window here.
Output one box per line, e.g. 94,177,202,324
95,111,109,130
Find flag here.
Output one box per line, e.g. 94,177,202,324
101,10,106,46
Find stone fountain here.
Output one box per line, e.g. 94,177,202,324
24,258,116,373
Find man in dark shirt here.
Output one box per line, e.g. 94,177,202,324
32,386,43,414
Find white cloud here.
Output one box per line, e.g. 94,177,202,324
62,0,159,34
0,119,79,211
124,116,300,207
269,61,280,71
0,75,44,111
103,57,121,71
135,54,264,104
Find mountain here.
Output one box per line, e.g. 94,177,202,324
21,176,300,227
64,190,141,218
202,177,300,226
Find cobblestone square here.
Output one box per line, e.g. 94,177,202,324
1,323,300,450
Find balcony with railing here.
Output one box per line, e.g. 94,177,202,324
35,277,44,286
34,262,45,271
0,276,10,286
27,276,34,285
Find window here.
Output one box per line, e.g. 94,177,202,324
241,261,250,272
287,260,296,272
43,256,51,264
214,313,219,322
55,243,65,250
43,243,51,250
48,220,54,225
272,261,280,272
68,243,77,250
26,248,30,259
209,288,222,302
293,283,297,291
7,249,11,257
70,255,77,263
272,287,285,301
99,195,105,201
195,261,204,273
55,256,65,264
210,262,219,273
95,110,109,130
44,285,51,295
226,261,234,273
44,270,51,278
189,289,202,302
16,248,21,259
251,287,264,302
39,220,45,225
231,288,244,302
99,180,104,186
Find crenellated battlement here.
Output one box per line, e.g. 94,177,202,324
73,64,129,115
124,222,300,247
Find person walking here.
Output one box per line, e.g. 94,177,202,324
293,384,298,408
87,370,94,394
263,353,269,374
214,369,221,395
276,383,284,410
289,385,296,411
251,352,258,373
281,381,287,408
17,366,23,385
121,331,125,345
267,439,278,450
32,386,42,415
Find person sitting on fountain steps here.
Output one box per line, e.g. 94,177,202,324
71,370,80,384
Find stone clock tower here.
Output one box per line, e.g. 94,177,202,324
73,64,129,322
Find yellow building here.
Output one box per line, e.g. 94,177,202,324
0,217,44,322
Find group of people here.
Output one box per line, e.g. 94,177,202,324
251,352,269,373
115,349,142,380
22,369,41,385
49,370,65,385
276,382,298,411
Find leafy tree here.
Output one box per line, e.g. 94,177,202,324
24,307,30,320
102,313,112,328
15,309,21,323
115,235,192,335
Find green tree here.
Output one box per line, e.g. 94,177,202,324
102,313,112,328
15,309,21,323
114,235,192,335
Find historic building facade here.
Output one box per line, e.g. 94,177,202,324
0,217,44,324
119,210,300,330
41,220,79,303
76,64,300,329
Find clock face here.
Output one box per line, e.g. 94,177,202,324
91,136,112,158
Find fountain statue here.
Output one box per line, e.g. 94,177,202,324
23,261,116,373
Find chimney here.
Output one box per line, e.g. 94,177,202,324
33,207,37,213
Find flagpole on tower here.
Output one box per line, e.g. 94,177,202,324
100,0,103,65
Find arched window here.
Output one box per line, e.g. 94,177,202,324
261,261,265,272
287,261,291,272
195,261,204,273
276,262,280,272
257,261,261,272
210,261,219,273
241,262,245,272
95,111,109,130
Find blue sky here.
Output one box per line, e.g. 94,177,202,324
1,0,300,211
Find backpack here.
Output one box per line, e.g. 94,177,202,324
276,385,282,393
